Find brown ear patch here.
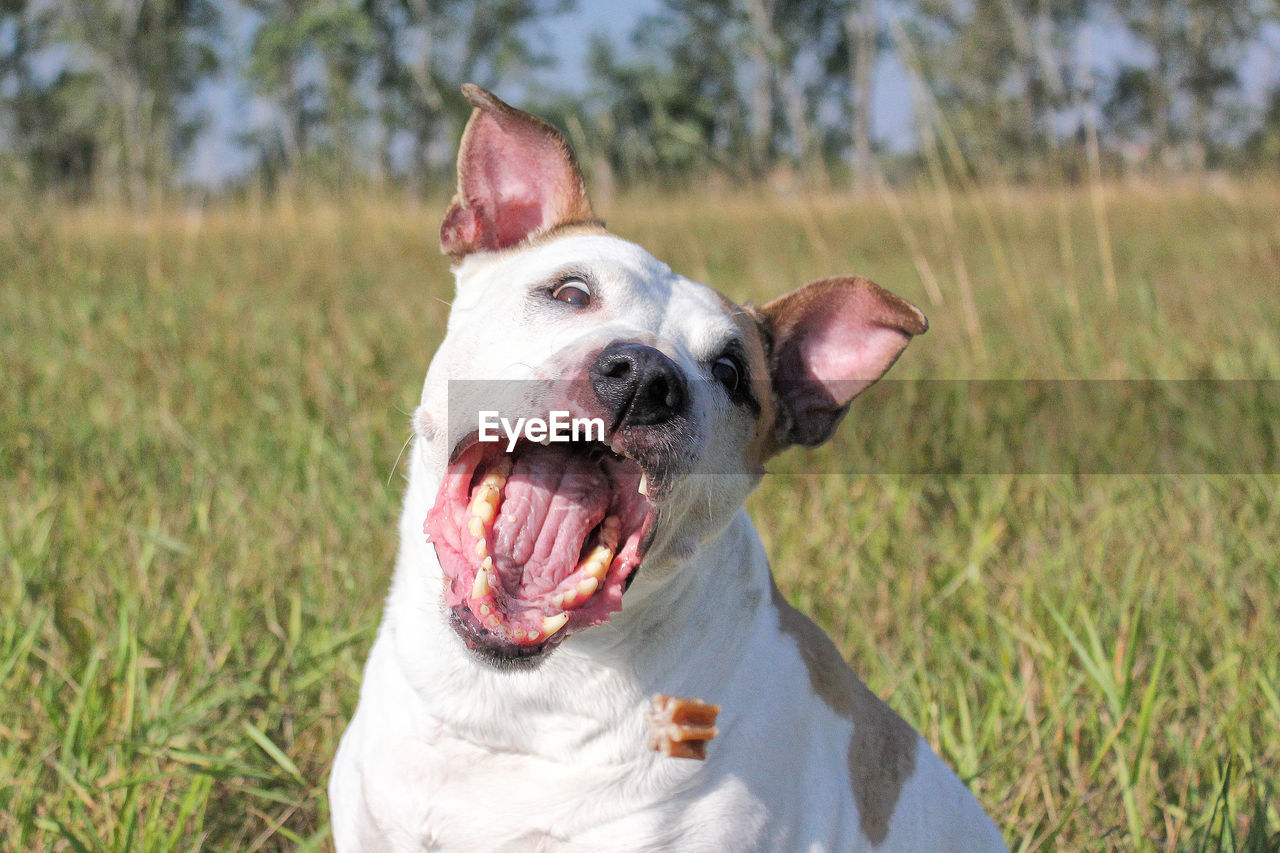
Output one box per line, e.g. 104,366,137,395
440,84,599,258
771,578,918,844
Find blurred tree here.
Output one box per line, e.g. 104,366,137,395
1108,0,1267,169
246,0,375,187
844,0,880,190
1,0,218,202
4,0,1279,197
904,0,1089,177
0,1,96,193
1244,86,1280,163
361,0,571,190
581,0,850,186
740,0,834,176
581,3,748,185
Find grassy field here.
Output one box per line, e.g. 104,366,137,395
2,179,1278,851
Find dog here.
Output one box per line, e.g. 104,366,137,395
329,85,1005,852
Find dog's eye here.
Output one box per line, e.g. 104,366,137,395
550,279,592,307
711,356,742,394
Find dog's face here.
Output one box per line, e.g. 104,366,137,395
417,87,926,667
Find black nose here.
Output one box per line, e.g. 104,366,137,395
589,342,688,428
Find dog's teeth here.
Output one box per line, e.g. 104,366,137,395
474,539,487,558
637,472,648,496
542,612,570,636
468,516,485,538
479,603,491,616
470,487,499,523
575,576,599,599
610,439,624,455
471,568,490,599
581,543,613,582
486,614,501,630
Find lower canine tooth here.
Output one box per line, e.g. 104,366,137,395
542,612,570,635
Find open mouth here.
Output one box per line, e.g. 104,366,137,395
424,432,656,663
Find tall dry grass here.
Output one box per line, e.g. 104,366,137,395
1,177,1278,850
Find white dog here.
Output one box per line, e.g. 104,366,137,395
330,85,1005,852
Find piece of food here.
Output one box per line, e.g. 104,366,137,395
646,694,720,760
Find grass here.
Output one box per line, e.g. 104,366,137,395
1,179,1278,850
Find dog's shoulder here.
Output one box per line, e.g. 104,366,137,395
766,577,921,845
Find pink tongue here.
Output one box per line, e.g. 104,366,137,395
491,446,610,598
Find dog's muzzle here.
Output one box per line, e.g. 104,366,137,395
421,340,702,666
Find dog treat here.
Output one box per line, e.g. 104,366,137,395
646,694,720,760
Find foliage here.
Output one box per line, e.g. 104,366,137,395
0,0,219,202
3,1,1279,197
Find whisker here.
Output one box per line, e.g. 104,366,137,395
387,430,416,487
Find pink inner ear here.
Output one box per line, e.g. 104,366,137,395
467,112,571,250
441,92,593,258
788,280,921,407
765,276,926,448
798,300,915,406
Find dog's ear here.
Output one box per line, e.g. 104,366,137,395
761,276,927,450
440,84,596,258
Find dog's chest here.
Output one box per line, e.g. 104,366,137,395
368,725,758,851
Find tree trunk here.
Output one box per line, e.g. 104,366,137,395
1151,2,1173,167
1186,1,1208,170
845,0,877,192
743,0,778,175
407,0,444,192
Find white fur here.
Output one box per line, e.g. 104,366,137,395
330,234,1005,852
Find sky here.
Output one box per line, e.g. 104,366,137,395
186,0,1280,187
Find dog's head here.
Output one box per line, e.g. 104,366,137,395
417,86,926,667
